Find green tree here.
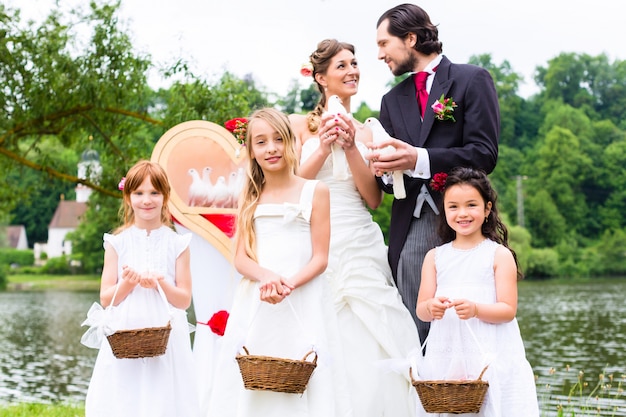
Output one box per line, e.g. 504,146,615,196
525,189,567,247
531,126,593,239
535,52,626,127
469,54,524,148
156,70,269,127
489,145,525,225
598,140,626,231
0,1,158,200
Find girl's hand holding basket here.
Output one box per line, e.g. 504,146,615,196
450,298,478,320
426,296,451,320
259,275,294,304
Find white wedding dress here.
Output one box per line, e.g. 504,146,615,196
207,180,352,417
84,226,199,417
301,139,421,417
413,239,539,416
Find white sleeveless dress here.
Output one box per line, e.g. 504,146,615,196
414,239,539,416
301,139,421,417
85,226,199,417
207,180,352,417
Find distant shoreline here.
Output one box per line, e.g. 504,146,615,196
6,274,100,291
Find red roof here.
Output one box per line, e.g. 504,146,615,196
48,201,88,228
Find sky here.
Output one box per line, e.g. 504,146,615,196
13,0,626,110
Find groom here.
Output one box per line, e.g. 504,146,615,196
368,3,500,344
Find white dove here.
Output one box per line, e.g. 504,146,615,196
226,171,238,208
364,117,406,199
201,166,215,207
211,176,231,208
230,167,245,209
323,95,349,180
187,168,209,206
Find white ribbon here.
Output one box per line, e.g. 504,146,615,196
80,302,115,349
282,202,312,224
413,184,439,218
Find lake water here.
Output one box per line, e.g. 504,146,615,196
0,280,625,415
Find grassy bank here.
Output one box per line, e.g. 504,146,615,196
7,274,100,291
0,403,84,417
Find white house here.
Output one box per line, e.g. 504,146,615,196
40,147,100,259
3,225,29,249
45,199,88,258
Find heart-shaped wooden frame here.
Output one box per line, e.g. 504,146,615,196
151,120,247,260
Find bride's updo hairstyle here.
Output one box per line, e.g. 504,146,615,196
306,39,355,134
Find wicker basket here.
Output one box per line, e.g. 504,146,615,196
410,365,489,414
236,346,317,394
107,321,171,359
105,281,172,359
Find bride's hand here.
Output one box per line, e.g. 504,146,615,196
317,113,340,153
333,113,356,151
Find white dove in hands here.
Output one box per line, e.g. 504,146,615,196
326,94,346,115
364,117,406,199
323,95,349,180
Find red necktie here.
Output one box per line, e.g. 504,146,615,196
414,71,429,118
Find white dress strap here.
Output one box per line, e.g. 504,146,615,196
299,180,319,207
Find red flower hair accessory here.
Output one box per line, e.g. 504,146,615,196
430,172,448,192
300,62,313,77
118,177,126,191
206,310,229,336
224,118,248,145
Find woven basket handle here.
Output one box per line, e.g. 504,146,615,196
477,365,489,381
301,350,318,364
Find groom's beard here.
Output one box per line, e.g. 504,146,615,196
392,53,418,77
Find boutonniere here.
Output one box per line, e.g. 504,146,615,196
431,94,457,122
430,172,448,192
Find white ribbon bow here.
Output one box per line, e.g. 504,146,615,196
283,202,313,224
80,302,115,349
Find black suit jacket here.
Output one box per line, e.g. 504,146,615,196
379,55,500,279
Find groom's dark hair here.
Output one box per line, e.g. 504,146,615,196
377,3,443,55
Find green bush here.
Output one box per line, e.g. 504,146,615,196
0,248,34,267
41,256,71,275
10,265,44,275
0,265,7,290
526,247,560,278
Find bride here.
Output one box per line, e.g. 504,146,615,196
289,39,420,417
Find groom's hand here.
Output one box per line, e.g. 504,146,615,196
367,138,417,174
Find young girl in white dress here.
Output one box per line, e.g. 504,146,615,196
415,166,539,416
84,160,199,417
207,108,352,417
290,39,420,417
